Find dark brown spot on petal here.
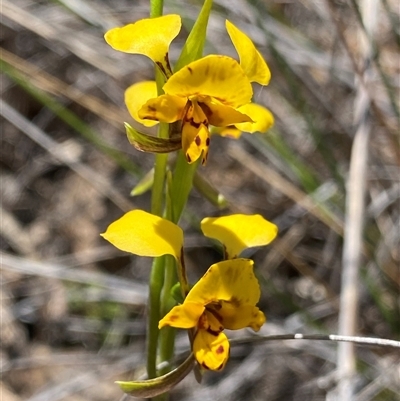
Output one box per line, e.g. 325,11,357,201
216,345,224,354
187,66,193,74
189,118,201,129
195,135,201,146
201,362,210,370
206,327,221,336
230,296,241,308
148,105,157,112
206,137,210,146
156,61,167,77
199,102,212,118
186,154,192,163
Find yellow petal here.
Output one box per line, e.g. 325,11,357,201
235,103,274,133
186,259,261,307
125,81,158,127
226,20,271,85
201,214,278,258
182,101,210,164
213,302,266,331
101,210,183,260
193,330,230,371
158,303,204,329
200,99,252,127
138,94,187,123
214,126,243,139
164,55,253,108
104,15,181,76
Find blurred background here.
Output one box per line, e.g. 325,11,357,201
1,0,399,400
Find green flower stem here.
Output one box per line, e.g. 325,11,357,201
150,0,163,19
147,256,165,379
170,152,200,224
147,0,168,383
159,256,178,376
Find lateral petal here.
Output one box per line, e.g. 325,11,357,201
158,303,204,329
200,99,252,127
125,81,158,127
214,302,266,331
138,94,187,123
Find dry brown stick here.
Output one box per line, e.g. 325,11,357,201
335,1,378,400
324,0,400,165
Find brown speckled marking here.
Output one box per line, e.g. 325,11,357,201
156,61,167,77
206,327,221,336
229,296,241,308
206,137,210,146
195,135,201,146
187,66,193,74
189,118,201,129
186,154,192,163
201,362,210,370
199,102,212,118
216,345,224,354
148,105,157,112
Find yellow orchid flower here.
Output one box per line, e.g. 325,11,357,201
138,55,255,164
104,16,274,164
159,258,265,371
101,210,277,370
201,214,278,259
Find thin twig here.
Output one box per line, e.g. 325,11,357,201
336,0,378,399
231,333,400,349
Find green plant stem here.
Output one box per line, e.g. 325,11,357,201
150,0,163,19
147,256,165,379
159,256,178,376
170,152,200,224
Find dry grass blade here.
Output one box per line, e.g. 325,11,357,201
1,0,121,78
0,99,134,211
228,144,344,235
0,47,130,128
1,252,147,305
336,0,379,399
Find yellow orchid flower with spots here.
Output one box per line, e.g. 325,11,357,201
159,258,265,371
105,16,274,164
101,210,278,371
